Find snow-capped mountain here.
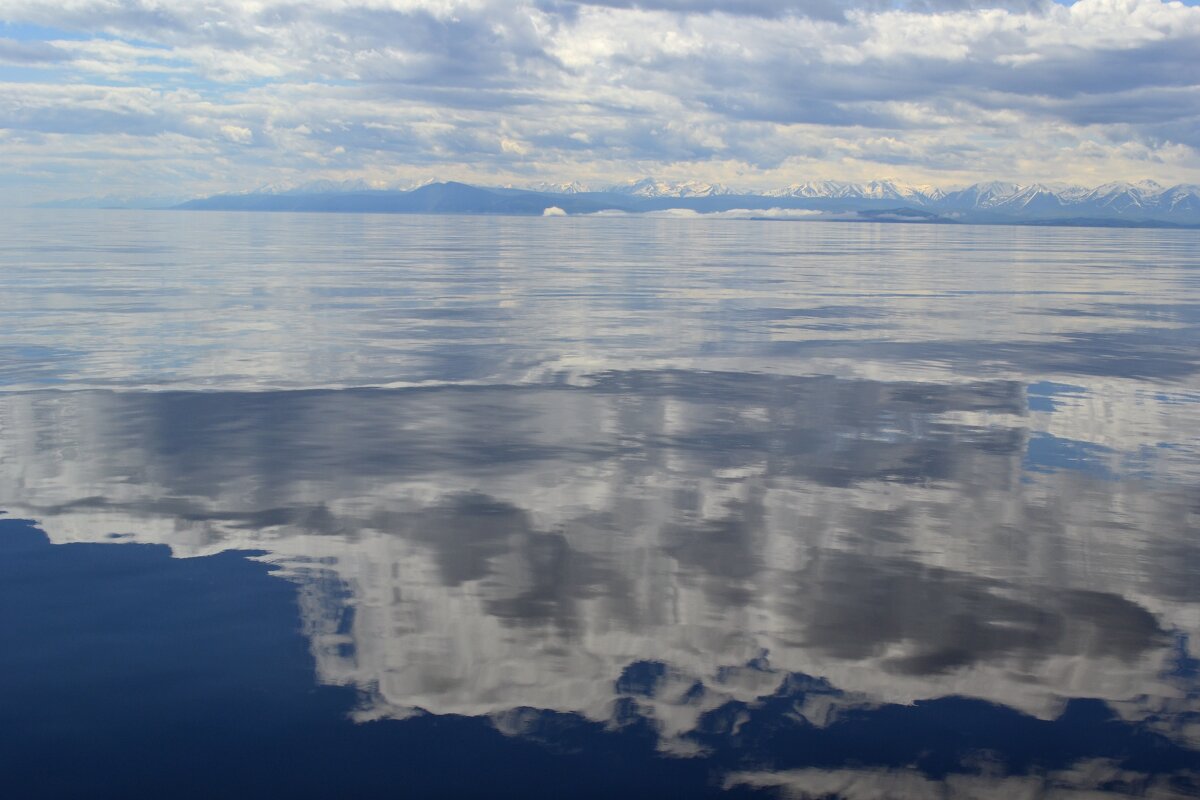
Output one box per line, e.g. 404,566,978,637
859,180,945,202
521,181,591,194
766,180,944,204
607,178,737,198
757,178,1200,221
933,181,1200,221
938,181,1024,209
1079,180,1165,212
1157,184,1200,215
941,183,1071,214
766,180,861,199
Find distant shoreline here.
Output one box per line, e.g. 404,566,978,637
25,205,1197,231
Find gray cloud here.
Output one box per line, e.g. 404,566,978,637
1,0,1199,201
547,1,1057,22
0,36,71,63
545,0,855,20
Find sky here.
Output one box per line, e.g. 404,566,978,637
1,0,1199,202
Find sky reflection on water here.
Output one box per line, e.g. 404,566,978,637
1,211,1199,798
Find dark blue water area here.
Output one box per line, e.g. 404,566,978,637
2,215,1200,798
4,516,1199,798
0,518,767,799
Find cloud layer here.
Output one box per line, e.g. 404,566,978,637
1,0,1199,201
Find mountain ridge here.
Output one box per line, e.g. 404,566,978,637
168,178,1200,226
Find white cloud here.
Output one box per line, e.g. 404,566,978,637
220,124,253,143
0,0,1198,202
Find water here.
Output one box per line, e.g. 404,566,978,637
1,209,1199,798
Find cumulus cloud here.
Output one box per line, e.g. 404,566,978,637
0,0,1198,202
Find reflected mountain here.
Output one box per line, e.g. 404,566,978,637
2,368,1199,794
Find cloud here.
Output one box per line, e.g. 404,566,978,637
545,0,855,21
0,36,71,63
1,0,1199,202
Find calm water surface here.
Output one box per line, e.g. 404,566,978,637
2,210,1199,798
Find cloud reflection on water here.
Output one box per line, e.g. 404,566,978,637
1,367,1198,791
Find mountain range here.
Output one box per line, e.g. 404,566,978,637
164,178,1200,226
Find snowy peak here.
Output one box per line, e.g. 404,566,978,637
766,179,1200,222
945,181,1023,208
608,178,736,198
522,181,590,194
767,180,944,203
1079,180,1167,211
923,181,1200,221
861,180,948,203
1007,184,1069,212
1160,185,1200,213
766,180,858,199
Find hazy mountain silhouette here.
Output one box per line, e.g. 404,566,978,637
173,179,1200,227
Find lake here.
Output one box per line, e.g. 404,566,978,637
1,209,1199,798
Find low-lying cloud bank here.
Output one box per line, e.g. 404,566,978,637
584,207,826,219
